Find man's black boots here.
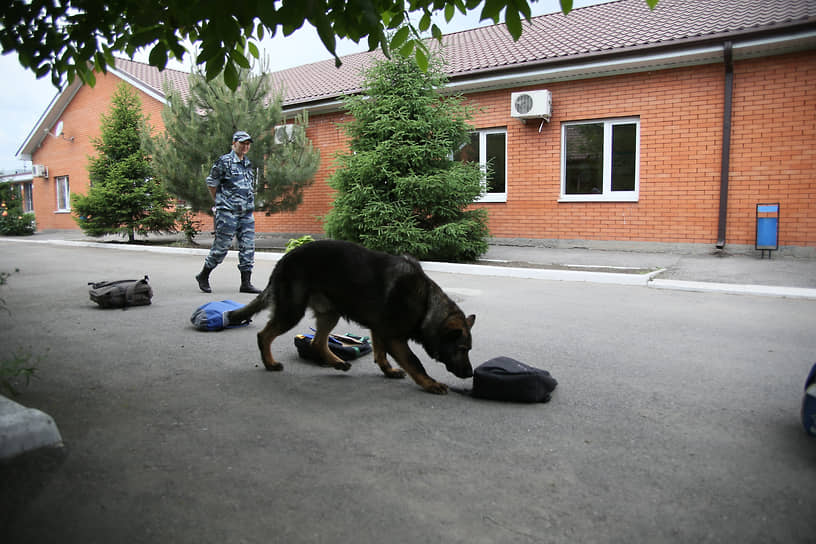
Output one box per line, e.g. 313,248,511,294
196,265,214,293
240,270,261,294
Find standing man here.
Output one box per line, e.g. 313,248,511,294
195,130,262,294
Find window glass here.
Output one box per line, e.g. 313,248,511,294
22,182,33,213
56,175,70,211
453,133,480,164
564,123,603,195
485,132,506,194
611,123,636,192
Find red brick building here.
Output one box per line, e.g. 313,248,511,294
15,0,816,254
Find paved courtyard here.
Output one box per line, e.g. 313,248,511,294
2,241,815,543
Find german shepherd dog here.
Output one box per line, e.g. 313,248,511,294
226,240,475,394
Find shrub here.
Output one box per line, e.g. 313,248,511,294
286,235,315,252
0,185,35,235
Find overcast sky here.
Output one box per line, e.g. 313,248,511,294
0,0,605,173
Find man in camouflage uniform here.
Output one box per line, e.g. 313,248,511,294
195,130,261,294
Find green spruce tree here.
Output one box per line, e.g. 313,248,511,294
73,83,178,242
145,61,319,216
324,53,489,262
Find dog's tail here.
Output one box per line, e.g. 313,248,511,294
226,290,272,327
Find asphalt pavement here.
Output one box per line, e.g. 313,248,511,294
1,234,815,543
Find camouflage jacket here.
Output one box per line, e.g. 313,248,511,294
206,150,255,213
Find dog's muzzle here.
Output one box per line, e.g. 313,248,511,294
447,362,474,379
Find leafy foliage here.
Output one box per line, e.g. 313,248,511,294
144,62,319,216
0,270,38,397
72,83,179,242
325,52,489,262
0,184,35,235
0,268,17,315
176,206,202,245
286,235,315,253
0,349,38,397
0,0,661,90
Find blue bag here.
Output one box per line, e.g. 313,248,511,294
191,300,250,331
294,332,372,362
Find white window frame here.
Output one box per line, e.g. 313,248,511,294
478,128,507,203
455,128,508,203
22,182,33,213
55,175,70,212
560,117,640,202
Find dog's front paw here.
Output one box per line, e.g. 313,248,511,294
333,361,352,372
263,362,284,371
423,381,449,395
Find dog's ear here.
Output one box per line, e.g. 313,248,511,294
466,314,476,329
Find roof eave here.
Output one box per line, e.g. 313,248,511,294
16,64,169,161
282,23,816,117
16,79,81,160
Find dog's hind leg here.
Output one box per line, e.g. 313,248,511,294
312,311,351,371
371,333,406,379
257,320,286,371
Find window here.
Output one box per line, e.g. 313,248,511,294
56,175,70,211
22,182,33,213
454,128,507,203
561,117,639,202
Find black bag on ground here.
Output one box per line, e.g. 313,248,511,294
88,276,153,308
472,356,557,403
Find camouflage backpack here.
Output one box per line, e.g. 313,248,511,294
88,276,153,309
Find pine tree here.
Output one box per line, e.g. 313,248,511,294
73,83,178,242
324,53,489,262
145,62,319,216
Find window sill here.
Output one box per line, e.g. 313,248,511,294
478,194,507,203
558,195,638,203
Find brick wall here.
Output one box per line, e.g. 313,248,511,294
30,50,815,249
31,73,172,231
254,111,352,234
468,63,727,243
726,52,816,247
282,50,813,248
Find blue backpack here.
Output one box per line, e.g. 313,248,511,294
190,300,250,331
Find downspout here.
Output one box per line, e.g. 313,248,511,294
716,41,734,249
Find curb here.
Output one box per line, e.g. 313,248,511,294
422,261,663,285
648,279,816,300
3,236,816,299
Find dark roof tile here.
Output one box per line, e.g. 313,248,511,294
113,0,814,107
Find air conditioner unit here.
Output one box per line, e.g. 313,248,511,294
32,164,48,178
274,124,296,144
510,90,552,120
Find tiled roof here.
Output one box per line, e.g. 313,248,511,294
115,0,815,108
113,57,192,101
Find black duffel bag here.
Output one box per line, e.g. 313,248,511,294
472,356,557,403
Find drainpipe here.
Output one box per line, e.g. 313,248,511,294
716,41,734,249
